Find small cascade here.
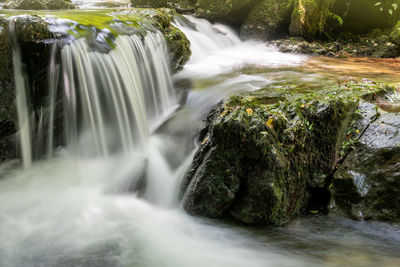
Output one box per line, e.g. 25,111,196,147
174,16,241,63
175,15,307,79
9,19,32,168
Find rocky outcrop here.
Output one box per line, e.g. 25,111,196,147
3,0,76,9
181,81,392,226
240,0,293,41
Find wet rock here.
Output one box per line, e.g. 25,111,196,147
271,34,400,58
240,0,292,41
181,82,379,226
3,0,76,10
332,99,400,223
144,9,191,71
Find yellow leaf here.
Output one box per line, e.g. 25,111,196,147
300,104,305,108
266,118,274,129
246,108,253,115
201,137,209,145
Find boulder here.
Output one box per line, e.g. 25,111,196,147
240,0,293,41
181,81,387,225
195,0,262,26
3,0,76,9
332,96,400,223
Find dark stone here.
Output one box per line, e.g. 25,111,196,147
332,102,400,222
181,82,368,225
240,0,293,41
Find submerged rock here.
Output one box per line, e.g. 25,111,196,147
3,0,76,10
181,81,390,226
240,0,292,41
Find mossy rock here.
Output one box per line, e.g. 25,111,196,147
195,0,262,26
181,81,389,226
240,0,293,41
3,0,76,10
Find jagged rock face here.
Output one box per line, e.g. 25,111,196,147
332,101,400,223
3,0,77,9
180,83,378,226
240,0,293,41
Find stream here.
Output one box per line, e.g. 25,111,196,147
0,5,399,267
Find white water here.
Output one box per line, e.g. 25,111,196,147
62,31,175,157
2,14,400,267
9,19,32,168
175,16,307,79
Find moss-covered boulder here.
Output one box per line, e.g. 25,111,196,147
3,0,76,10
195,0,262,26
331,92,400,223
143,9,191,71
180,81,388,225
240,0,293,41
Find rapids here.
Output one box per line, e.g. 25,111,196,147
0,10,399,267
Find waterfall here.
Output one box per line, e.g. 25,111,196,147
62,32,176,157
9,19,32,168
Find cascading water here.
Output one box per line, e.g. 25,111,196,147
62,32,176,157
1,12,400,267
9,18,32,168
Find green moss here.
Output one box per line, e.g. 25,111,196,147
182,79,393,226
289,0,336,39
3,0,76,10
390,20,400,43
